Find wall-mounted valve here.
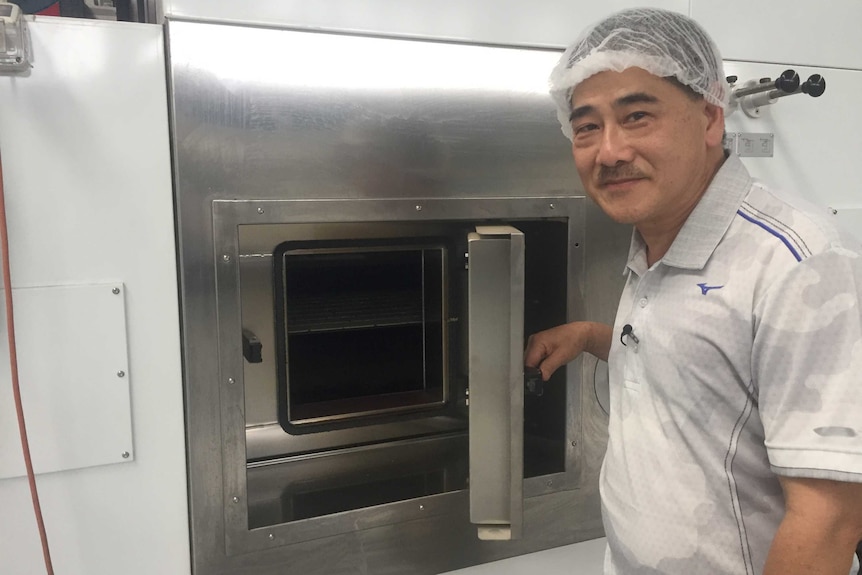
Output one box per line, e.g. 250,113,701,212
774,74,827,99
727,70,827,118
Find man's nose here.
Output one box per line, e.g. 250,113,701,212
596,125,634,166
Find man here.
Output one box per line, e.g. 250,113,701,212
524,8,862,574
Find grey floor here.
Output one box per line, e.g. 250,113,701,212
442,537,861,575
441,537,606,575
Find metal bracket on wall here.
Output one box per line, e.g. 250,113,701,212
726,132,775,158
0,2,31,74
727,69,826,119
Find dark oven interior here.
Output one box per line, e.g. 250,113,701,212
273,239,449,431
239,219,570,529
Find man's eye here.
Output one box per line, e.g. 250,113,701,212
573,123,598,136
627,111,648,122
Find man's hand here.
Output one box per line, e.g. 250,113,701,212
764,476,862,575
524,321,612,381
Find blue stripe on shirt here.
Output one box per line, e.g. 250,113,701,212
737,209,803,262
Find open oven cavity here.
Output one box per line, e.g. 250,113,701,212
237,219,571,530
274,241,448,429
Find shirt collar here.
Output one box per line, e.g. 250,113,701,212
624,154,754,274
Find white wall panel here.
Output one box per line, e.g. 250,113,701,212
0,283,134,479
724,62,862,229
692,0,862,69
162,0,687,48
0,17,189,575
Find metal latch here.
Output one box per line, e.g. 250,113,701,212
242,328,263,363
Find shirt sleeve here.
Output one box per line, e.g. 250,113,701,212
752,246,862,481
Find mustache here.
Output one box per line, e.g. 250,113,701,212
598,164,646,185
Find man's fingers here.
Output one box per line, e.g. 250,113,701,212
537,353,564,381
524,335,551,368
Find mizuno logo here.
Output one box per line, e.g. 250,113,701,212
697,283,724,295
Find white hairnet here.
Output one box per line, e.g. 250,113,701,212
549,8,729,140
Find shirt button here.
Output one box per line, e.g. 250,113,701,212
639,298,648,308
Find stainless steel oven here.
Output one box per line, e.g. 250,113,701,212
169,18,628,575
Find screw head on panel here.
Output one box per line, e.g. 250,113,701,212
223,254,231,263
227,377,236,385
122,451,130,459
415,205,423,211
232,496,239,504
117,371,126,378
549,203,555,210
257,207,264,214
112,287,120,295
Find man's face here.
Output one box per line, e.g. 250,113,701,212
569,67,724,230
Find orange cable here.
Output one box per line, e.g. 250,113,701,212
0,151,55,574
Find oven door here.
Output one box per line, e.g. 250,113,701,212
468,225,524,540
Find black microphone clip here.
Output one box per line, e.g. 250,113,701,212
620,324,639,346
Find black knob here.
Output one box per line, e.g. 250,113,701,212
775,69,800,93
524,366,544,397
802,74,826,97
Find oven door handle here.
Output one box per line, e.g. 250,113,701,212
467,225,525,541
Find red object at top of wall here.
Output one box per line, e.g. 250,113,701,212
38,3,61,16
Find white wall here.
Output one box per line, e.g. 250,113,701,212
0,17,189,575
694,0,862,240
692,0,862,70
723,61,862,237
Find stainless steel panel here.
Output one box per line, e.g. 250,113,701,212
169,18,627,575
467,226,524,540
246,434,469,529
167,21,577,203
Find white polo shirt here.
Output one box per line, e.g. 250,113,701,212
601,154,862,574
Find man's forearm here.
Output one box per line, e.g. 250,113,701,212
584,321,612,362
764,513,859,575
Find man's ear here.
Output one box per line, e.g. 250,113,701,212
703,102,725,148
